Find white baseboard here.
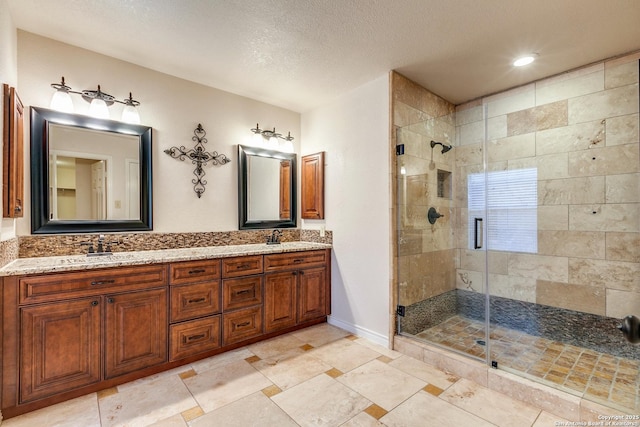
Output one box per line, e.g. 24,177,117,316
327,316,389,347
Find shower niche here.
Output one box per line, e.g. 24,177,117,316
436,169,451,199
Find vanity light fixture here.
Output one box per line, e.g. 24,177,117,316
250,123,295,153
50,76,141,124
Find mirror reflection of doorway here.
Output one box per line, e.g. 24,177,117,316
50,153,109,220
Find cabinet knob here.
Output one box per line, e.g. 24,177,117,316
292,271,298,276
107,297,115,304
91,300,99,306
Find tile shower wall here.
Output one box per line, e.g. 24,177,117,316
455,52,640,319
392,72,457,307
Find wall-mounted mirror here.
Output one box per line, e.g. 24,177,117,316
238,144,296,229
30,107,152,234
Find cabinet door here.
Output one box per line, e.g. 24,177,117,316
301,152,324,219
297,267,328,323
264,271,297,333
3,84,24,218
104,288,167,379
20,297,101,403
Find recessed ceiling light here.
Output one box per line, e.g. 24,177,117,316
513,54,538,67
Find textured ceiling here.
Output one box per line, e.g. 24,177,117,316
6,0,640,112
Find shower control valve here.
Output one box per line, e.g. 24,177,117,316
617,315,640,344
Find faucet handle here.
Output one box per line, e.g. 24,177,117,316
80,241,95,254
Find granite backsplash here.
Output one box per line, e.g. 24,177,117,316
16,229,332,259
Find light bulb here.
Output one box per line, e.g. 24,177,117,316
281,140,294,153
88,98,110,119
513,55,537,67
121,104,140,124
50,90,74,113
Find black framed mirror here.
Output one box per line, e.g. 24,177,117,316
238,144,296,229
30,107,152,234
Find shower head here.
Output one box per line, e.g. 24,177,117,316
430,140,453,154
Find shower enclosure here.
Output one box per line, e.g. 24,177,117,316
393,57,640,414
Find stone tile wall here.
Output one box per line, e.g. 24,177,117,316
392,72,457,307
455,52,640,319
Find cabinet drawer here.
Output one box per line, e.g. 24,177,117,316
264,250,328,272
223,276,262,311
222,306,263,345
170,260,221,285
170,315,221,361
222,255,263,278
170,281,221,323
19,265,167,305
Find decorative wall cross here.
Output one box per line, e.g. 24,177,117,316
164,124,230,198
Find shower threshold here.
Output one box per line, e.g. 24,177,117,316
415,315,639,413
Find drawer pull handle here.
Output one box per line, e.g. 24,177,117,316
91,279,115,286
293,259,303,264
185,334,205,342
188,297,206,304
236,264,250,269
236,321,251,327
188,269,206,275
236,289,251,295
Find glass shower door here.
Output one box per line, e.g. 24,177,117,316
484,60,640,413
395,109,488,361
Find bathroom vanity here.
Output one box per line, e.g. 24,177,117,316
0,242,331,418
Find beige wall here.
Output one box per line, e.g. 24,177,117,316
16,31,301,235
0,0,18,241
455,52,640,319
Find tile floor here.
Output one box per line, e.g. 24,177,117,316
417,315,640,413
3,323,580,427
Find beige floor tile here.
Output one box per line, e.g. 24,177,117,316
309,337,381,372
290,323,351,347
388,355,459,390
189,347,254,374
337,359,427,411
183,359,272,413
247,333,306,359
190,391,298,427
116,365,193,392
252,350,333,390
2,393,100,427
440,378,541,427
99,375,196,427
272,374,371,427
380,390,496,427
532,411,571,426
354,337,402,359
146,413,188,427
341,412,386,426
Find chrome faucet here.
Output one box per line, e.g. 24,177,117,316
267,229,282,245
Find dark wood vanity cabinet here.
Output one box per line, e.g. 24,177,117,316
1,248,330,419
19,297,101,403
12,265,168,405
264,250,330,333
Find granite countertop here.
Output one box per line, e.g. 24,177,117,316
0,241,332,276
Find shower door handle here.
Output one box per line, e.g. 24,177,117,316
474,218,483,249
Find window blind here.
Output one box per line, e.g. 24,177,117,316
468,168,537,253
